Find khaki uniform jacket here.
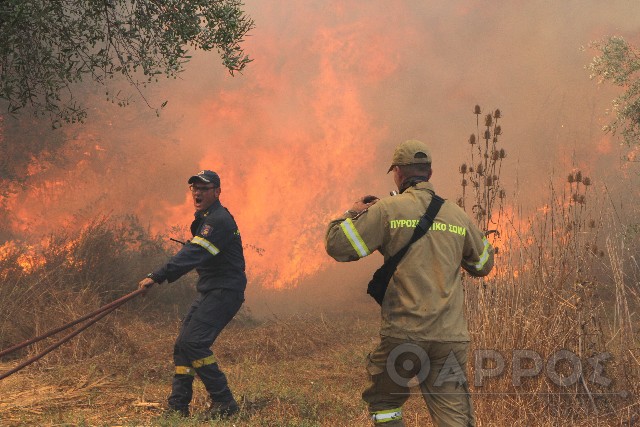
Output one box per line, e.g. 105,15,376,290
325,182,494,342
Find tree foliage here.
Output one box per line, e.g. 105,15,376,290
0,0,254,126
587,36,640,146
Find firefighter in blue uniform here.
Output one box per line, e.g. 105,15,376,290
138,170,246,419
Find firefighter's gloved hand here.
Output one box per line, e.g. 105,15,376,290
138,277,156,295
350,195,379,214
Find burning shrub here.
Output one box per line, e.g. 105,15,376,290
0,215,195,361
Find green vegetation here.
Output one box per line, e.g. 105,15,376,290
0,0,254,126
588,36,640,148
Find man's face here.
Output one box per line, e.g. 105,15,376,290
190,181,221,212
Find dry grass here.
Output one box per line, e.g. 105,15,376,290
1,306,637,427
463,179,640,427
0,312,382,427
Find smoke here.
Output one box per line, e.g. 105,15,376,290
1,1,639,304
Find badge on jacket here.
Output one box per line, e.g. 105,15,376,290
201,224,213,237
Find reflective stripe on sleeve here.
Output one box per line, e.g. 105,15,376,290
191,236,220,256
474,237,490,270
192,354,216,368
340,218,371,258
175,366,195,376
371,408,402,423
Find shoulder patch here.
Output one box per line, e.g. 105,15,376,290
200,224,213,237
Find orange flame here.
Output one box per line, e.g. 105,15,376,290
1,1,633,291
1,8,403,289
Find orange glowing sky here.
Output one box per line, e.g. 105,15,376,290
1,0,639,289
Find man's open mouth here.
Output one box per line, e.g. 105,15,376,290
195,196,202,204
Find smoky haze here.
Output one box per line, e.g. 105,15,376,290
1,0,639,312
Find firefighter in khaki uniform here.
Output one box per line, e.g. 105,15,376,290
325,140,494,427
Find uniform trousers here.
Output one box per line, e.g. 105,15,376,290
168,288,244,410
363,336,475,427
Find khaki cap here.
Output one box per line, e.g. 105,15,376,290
387,139,432,173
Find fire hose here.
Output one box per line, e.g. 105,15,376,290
0,288,145,381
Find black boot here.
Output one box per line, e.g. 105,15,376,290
166,373,194,416
196,362,239,418
208,399,240,419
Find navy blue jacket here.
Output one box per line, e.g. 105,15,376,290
150,200,247,293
